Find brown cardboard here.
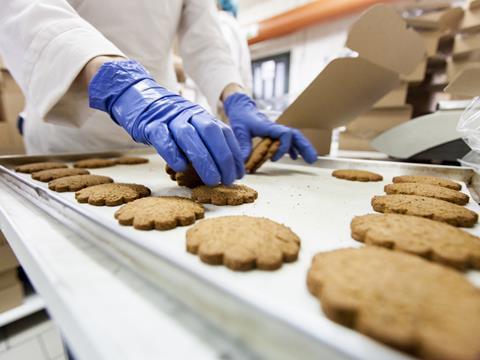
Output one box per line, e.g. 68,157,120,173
0,70,25,154
460,7,480,33
0,231,6,246
298,128,331,155
338,131,375,151
445,63,480,96
470,0,480,10
401,59,428,83
277,4,425,131
416,30,444,57
346,105,413,139
0,269,18,290
406,7,464,30
373,82,408,108
0,282,23,313
0,243,19,274
453,34,480,58
402,1,453,12
446,57,480,83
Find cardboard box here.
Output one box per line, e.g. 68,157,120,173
0,230,6,246
373,82,408,108
0,269,18,290
0,232,19,274
298,129,332,155
415,29,452,57
470,0,480,10
447,57,480,84
402,1,454,12
445,62,480,97
453,33,480,58
338,131,375,151
459,6,480,33
0,282,23,313
277,4,425,155
0,70,25,154
401,59,428,84
346,105,413,140
406,7,464,31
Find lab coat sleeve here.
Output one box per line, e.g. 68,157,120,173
178,0,243,112
0,0,125,126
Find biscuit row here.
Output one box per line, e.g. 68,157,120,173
15,160,480,360
316,170,480,360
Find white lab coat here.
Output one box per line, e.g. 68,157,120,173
0,0,242,154
218,11,252,93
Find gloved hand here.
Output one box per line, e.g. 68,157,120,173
223,93,318,163
89,60,244,186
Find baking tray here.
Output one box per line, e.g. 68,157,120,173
1,149,480,360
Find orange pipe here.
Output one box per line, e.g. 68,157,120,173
248,0,390,45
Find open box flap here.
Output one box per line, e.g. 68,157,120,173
444,64,480,96
470,0,480,10
277,57,399,130
347,105,413,139
406,7,464,30
453,34,480,57
373,82,408,109
403,1,454,12
277,4,424,130
460,6,480,33
346,5,425,75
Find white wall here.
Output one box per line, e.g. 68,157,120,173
242,5,360,101
238,0,312,27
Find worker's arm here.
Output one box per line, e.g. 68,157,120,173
0,0,125,125
0,1,244,185
178,1,317,164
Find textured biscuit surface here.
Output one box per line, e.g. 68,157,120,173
351,214,480,269
186,216,300,271
191,184,258,206
73,158,116,168
114,196,204,230
371,195,478,227
75,183,151,206
384,183,469,205
165,164,204,188
393,175,461,191
48,175,113,192
115,156,149,165
332,169,383,182
307,247,480,360
15,162,67,173
32,168,90,182
245,138,280,174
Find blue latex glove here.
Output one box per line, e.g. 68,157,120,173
89,60,244,186
223,93,318,163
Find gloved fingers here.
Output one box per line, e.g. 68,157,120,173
190,114,238,185
271,131,293,162
146,122,188,172
169,114,221,186
232,126,253,161
292,129,318,163
289,147,298,160
221,124,245,180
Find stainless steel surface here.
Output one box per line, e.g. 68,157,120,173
1,149,479,360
